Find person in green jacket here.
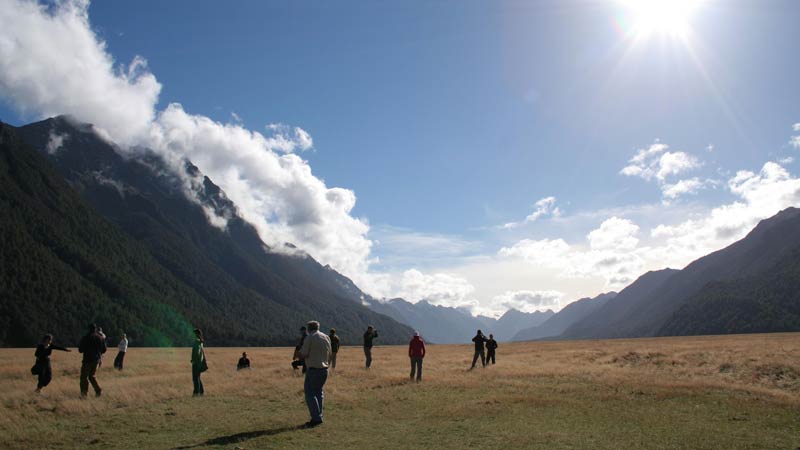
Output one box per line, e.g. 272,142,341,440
191,328,206,396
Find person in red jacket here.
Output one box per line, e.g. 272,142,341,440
408,331,426,382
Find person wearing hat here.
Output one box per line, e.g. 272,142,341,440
78,323,107,397
408,331,426,382
328,328,340,370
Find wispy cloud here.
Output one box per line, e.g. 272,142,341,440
502,196,561,229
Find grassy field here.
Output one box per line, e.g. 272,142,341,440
1,333,799,449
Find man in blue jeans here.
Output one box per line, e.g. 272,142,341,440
299,320,332,427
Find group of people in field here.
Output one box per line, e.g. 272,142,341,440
32,322,499,427
32,324,127,396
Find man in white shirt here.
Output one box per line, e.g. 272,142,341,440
113,333,128,371
299,320,332,427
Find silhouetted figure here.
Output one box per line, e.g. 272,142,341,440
408,331,426,382
191,328,206,396
33,334,70,392
291,326,308,374
486,334,498,365
96,326,107,367
299,320,331,427
363,325,378,368
237,352,250,370
78,323,107,397
113,333,128,371
470,329,488,369
328,328,340,370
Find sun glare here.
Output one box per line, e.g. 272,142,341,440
620,0,703,40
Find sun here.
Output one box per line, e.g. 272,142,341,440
619,0,703,40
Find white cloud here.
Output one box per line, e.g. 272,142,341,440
661,177,705,200
491,290,562,313
46,129,68,154
502,196,561,229
620,140,706,200
0,0,161,145
376,269,477,309
230,111,242,123
791,123,800,148
0,0,365,290
778,156,794,165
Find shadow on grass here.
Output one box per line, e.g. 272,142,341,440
172,424,306,449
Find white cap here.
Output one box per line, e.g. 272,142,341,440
413,331,419,337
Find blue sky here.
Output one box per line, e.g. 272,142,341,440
1,0,799,315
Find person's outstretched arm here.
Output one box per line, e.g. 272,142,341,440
51,344,70,352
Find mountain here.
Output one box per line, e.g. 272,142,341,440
3,117,412,346
512,292,617,341
659,238,800,336
562,207,800,339
562,269,678,339
489,308,554,341
365,297,553,343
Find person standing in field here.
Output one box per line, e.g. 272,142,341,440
328,328,340,370
363,325,378,368
299,320,332,427
470,329,488,370
96,326,107,368
237,352,250,370
78,323,106,397
486,334,498,365
113,333,128,371
33,334,70,392
408,331,426,382
191,328,207,396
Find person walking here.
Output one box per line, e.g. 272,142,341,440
363,325,378,368
78,324,107,397
33,334,70,392
328,328,340,370
237,352,250,370
113,333,128,371
470,329,488,370
299,320,332,427
191,328,207,396
408,331,426,382
96,327,107,368
486,334,498,365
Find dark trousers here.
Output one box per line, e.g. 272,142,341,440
36,361,52,389
410,356,423,381
330,352,338,369
292,359,307,374
192,366,204,395
487,350,496,364
113,351,125,370
364,346,373,368
80,361,101,396
304,368,328,422
471,349,486,368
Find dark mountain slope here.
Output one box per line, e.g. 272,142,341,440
562,269,677,339
512,292,616,341
659,243,800,336
0,121,253,346
9,117,412,345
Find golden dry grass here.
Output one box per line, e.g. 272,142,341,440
1,333,799,449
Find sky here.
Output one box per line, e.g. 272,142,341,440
1,0,799,316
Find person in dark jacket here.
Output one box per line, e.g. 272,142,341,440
486,334,498,365
191,328,206,396
363,326,378,368
470,329,488,369
78,324,107,397
237,352,250,370
291,326,308,374
328,328,340,370
34,334,70,392
408,331,426,382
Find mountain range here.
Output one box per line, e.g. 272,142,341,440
1,117,413,346
2,115,799,347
